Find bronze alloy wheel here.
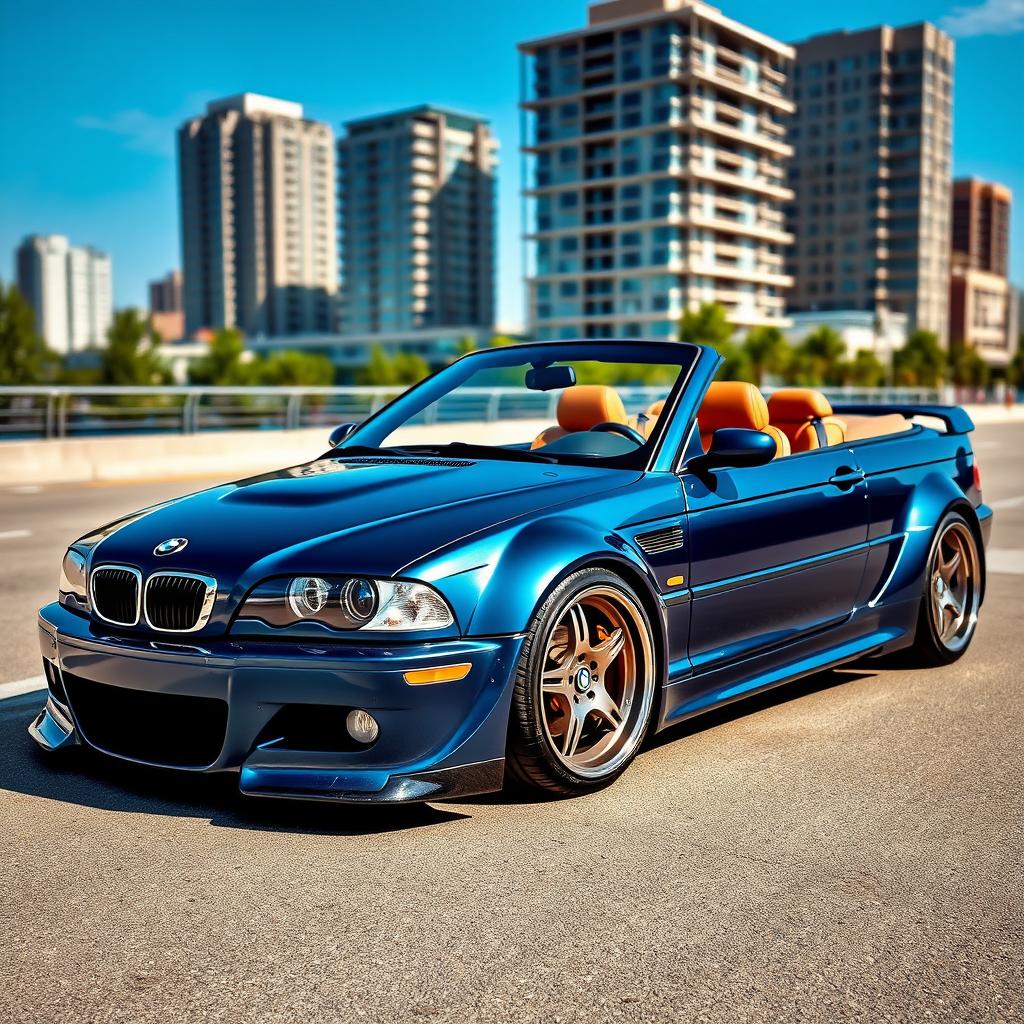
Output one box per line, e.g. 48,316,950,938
928,518,981,654
537,584,655,779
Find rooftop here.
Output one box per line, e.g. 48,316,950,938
343,104,490,133
520,0,793,58
206,93,304,119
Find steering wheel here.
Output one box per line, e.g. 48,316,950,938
588,421,646,445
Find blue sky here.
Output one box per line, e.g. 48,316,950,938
1,0,1022,328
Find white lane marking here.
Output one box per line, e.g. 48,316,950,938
973,440,1002,450
0,529,32,541
0,675,46,700
8,485,42,494
990,494,1024,511
987,549,1024,575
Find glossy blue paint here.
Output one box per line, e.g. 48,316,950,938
29,341,992,802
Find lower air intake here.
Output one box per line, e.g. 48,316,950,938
62,672,227,768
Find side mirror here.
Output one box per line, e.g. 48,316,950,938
687,428,776,473
328,422,357,448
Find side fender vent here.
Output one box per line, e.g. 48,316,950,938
636,525,684,555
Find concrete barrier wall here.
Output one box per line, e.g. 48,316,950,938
0,420,554,485
0,405,1020,486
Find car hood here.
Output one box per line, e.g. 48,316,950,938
90,454,640,589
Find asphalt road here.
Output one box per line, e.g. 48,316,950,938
1,424,1022,1023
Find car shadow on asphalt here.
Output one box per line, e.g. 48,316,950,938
464,664,878,806
1,664,876,830
0,695,469,836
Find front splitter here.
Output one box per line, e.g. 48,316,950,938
239,758,505,804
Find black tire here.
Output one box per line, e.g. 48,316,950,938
905,509,983,667
505,567,657,796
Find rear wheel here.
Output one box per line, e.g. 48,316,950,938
506,568,657,795
907,511,982,666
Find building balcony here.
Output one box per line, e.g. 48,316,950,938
688,211,793,245
529,310,684,327
519,73,676,110
761,63,787,86
689,163,794,201
758,116,786,138
689,260,793,288
690,114,792,157
689,61,796,115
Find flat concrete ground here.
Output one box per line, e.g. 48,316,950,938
1,424,1022,1023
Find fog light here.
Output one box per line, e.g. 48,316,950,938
346,708,379,744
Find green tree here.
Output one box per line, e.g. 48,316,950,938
256,349,335,386
391,351,430,384
0,281,59,384
100,309,170,385
948,338,990,390
488,334,518,348
893,329,945,387
713,340,753,382
188,327,254,385
678,302,733,347
795,325,846,386
453,335,478,359
842,350,887,387
355,345,398,386
678,302,752,380
742,326,790,386
354,345,430,386
779,326,847,387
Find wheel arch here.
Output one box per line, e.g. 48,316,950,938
879,471,987,608
463,517,666,650
939,497,987,604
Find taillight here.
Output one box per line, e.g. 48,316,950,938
973,460,982,493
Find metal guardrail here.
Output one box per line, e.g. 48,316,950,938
0,385,947,441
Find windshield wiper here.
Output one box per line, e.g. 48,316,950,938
399,442,557,464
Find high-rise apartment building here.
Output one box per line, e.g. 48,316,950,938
149,269,183,314
949,178,1015,367
178,94,337,337
15,234,113,354
785,23,954,343
519,0,794,341
148,269,185,342
338,106,497,334
951,178,1010,277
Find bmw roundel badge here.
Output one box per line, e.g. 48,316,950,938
154,537,189,556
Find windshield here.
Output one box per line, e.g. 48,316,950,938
340,341,699,467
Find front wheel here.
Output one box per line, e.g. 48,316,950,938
906,510,983,666
506,568,657,796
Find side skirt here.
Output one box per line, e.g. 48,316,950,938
656,598,919,731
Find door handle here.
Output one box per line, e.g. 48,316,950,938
828,466,866,490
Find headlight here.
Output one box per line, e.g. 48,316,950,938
58,548,89,611
238,576,453,632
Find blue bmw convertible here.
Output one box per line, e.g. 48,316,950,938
31,341,992,801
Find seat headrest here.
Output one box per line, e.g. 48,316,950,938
699,382,769,433
767,388,833,422
557,385,627,432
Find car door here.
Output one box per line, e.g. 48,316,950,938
682,444,870,676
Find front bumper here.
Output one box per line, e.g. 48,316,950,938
31,602,523,803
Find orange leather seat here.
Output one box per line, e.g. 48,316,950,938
767,388,846,452
698,382,789,459
531,385,628,449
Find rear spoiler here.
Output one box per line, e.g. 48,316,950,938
831,403,975,435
